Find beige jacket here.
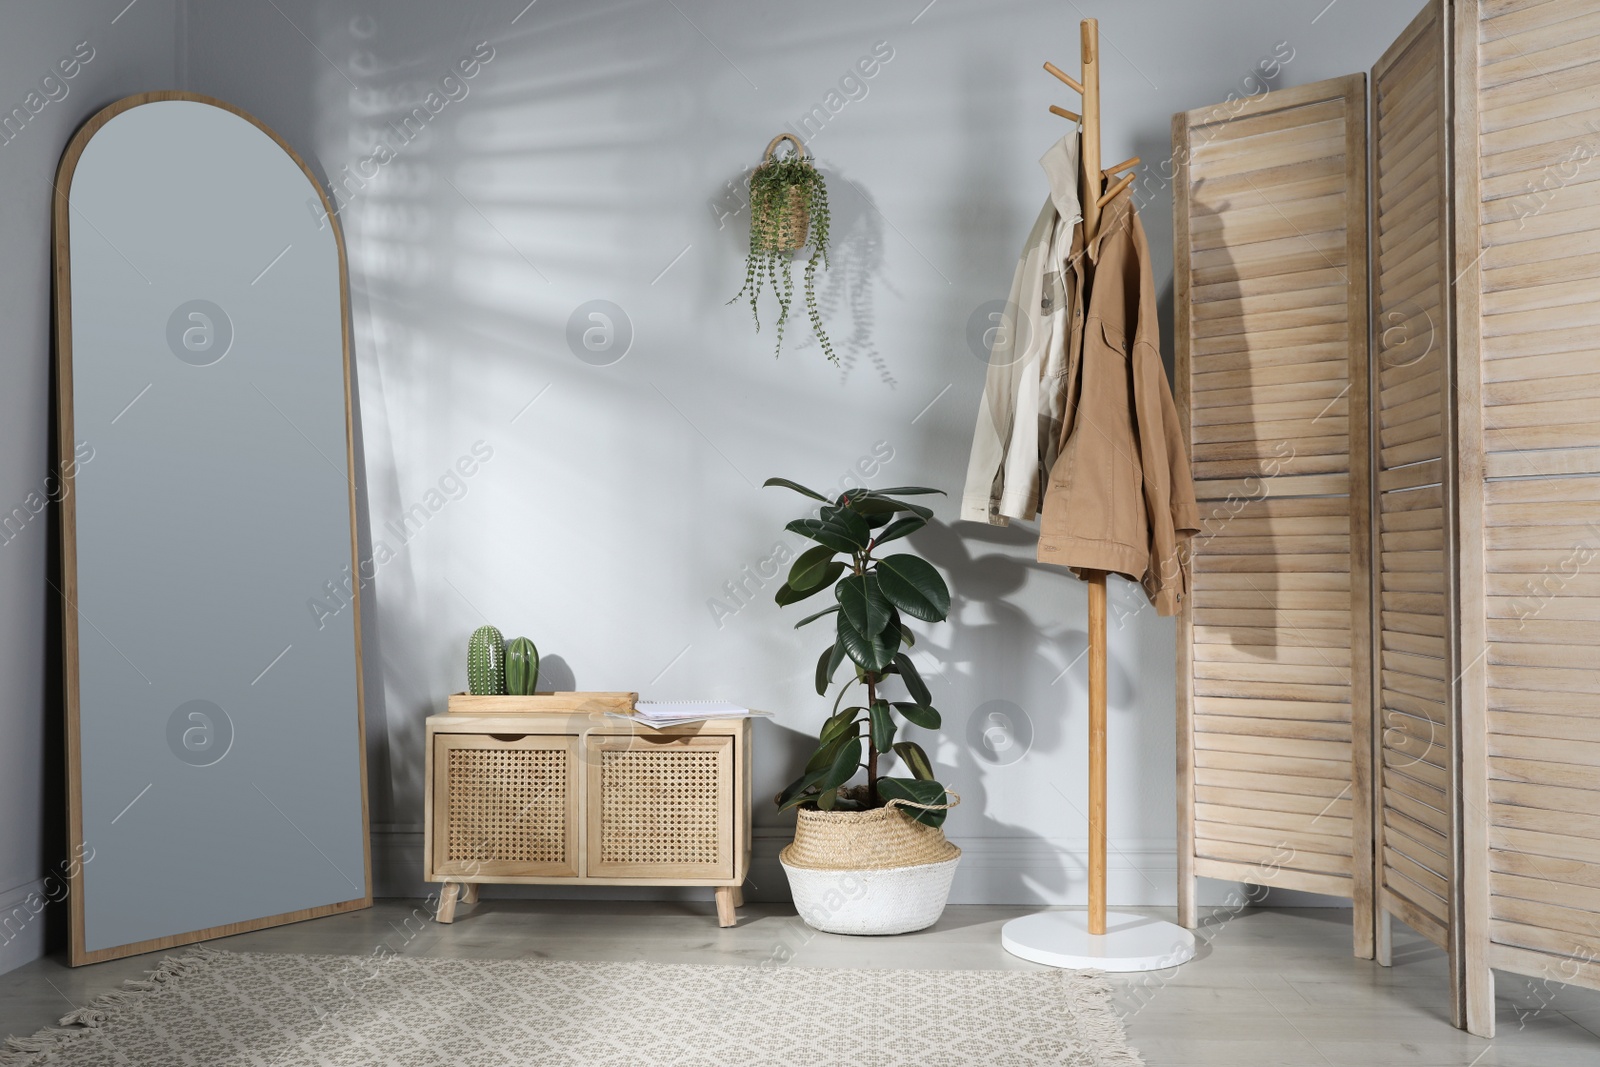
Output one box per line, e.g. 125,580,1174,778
960,135,1082,525
1037,188,1199,616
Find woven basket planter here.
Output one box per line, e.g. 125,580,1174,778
752,133,811,252
754,185,810,252
780,799,961,936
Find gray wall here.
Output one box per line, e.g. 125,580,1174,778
0,0,181,975
2,0,1422,973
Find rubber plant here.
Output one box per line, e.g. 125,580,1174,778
729,141,836,364
766,477,952,826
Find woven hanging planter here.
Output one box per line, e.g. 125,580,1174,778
780,794,962,935
751,133,811,252
728,131,836,361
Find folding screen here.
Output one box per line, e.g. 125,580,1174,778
1175,0,1600,1037
1369,1,1461,1020
1172,74,1373,953
1453,0,1600,1036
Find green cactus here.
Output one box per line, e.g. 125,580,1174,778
505,637,540,696
467,625,506,695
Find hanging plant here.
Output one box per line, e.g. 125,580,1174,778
729,133,836,364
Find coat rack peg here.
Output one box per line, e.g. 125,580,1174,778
1049,104,1082,123
1043,61,1084,94
1103,155,1140,177
1096,172,1135,208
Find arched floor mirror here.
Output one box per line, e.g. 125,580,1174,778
54,92,370,966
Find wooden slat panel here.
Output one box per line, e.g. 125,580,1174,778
1195,837,1353,877
1196,785,1355,818
1372,0,1455,969
1174,73,1368,929
1194,856,1353,898
1193,765,1352,797
1480,1,1600,971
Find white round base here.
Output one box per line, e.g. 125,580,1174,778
1001,910,1197,972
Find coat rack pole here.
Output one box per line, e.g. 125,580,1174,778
1079,18,1102,243
1080,15,1108,942
1087,571,1108,935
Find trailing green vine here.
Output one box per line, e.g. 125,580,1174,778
729,149,836,364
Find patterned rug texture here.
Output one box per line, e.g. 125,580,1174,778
1,947,1143,1066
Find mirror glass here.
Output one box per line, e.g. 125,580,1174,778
58,95,368,964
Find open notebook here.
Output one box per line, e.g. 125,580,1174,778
627,701,772,727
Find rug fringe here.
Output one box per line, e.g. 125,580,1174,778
1060,971,1147,1067
0,946,224,1066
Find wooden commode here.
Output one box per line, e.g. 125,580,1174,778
424,692,752,926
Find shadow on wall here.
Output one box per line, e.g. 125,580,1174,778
804,171,892,388
535,654,576,692
1185,194,1287,665
915,518,1137,903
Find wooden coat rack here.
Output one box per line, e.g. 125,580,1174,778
998,17,1196,973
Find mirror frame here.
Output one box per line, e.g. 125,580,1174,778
53,91,371,966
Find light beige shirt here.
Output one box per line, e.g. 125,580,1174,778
961,134,1082,526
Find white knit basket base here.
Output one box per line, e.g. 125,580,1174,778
781,856,961,935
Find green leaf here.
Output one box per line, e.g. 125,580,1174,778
818,737,862,793
892,740,935,781
820,707,862,746
831,676,857,715
882,610,903,650
763,477,829,501
873,515,925,546
836,573,891,639
868,700,896,752
868,486,947,496
816,641,847,695
837,608,896,671
788,545,838,591
877,777,950,828
775,562,845,606
860,493,934,521
805,732,849,773
786,511,870,553
894,653,932,706
817,787,838,810
876,554,951,622
814,645,834,695
900,625,915,648
776,768,826,811
843,495,899,516
793,604,842,630
893,701,941,729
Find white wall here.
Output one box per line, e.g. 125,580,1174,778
2,0,1426,974
175,0,1421,907
0,0,180,976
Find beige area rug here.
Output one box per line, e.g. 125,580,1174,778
2,947,1143,1066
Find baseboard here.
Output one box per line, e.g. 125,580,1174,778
0,877,50,977
372,827,1343,908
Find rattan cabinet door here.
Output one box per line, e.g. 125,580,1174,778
585,735,734,880
432,734,580,878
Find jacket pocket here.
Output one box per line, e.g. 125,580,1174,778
1099,319,1131,361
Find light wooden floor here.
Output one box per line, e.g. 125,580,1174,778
3,902,1597,1065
